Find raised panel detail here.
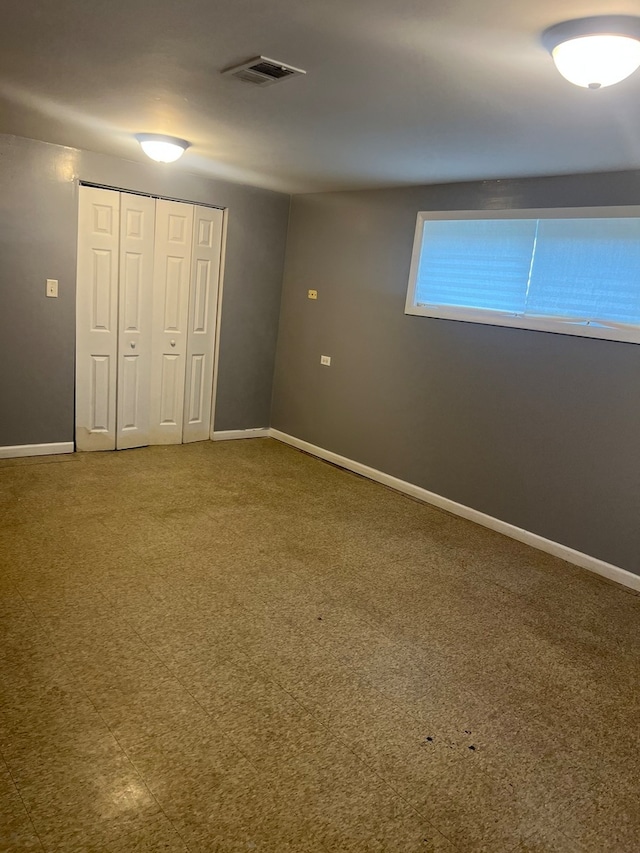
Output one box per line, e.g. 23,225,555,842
164,256,184,331
187,355,205,424
197,219,213,247
160,355,180,425
125,209,143,239
193,259,210,333
90,355,110,431
93,204,114,235
92,249,112,331
168,215,186,243
121,355,139,430
123,253,142,332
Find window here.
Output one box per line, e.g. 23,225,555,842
405,208,640,344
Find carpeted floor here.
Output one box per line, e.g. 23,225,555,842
0,438,638,852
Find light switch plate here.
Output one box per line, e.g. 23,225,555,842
308,289,318,300
320,355,331,366
46,279,58,298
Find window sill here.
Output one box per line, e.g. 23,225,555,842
405,304,640,345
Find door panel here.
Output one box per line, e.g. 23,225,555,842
89,355,111,431
76,186,120,451
183,206,224,442
149,199,194,444
159,354,182,425
163,256,185,329
91,250,114,330
187,354,205,424
120,355,140,430
122,254,142,331
116,193,155,449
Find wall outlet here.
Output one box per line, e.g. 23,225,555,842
46,279,58,298
320,355,331,366
308,289,318,300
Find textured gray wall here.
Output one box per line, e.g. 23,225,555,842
0,134,289,446
272,173,640,575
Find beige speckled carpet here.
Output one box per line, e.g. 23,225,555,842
0,438,638,852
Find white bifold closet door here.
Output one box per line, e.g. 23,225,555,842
76,186,223,451
148,199,194,445
117,193,156,449
76,187,121,451
183,206,223,443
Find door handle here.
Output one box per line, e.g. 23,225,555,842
130,342,136,349
170,340,176,347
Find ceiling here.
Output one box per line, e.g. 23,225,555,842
2,0,640,193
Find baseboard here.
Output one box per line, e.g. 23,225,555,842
212,428,270,441
269,429,640,594
0,442,74,460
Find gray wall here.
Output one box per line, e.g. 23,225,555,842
0,134,289,446
272,173,640,575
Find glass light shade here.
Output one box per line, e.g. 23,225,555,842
136,134,190,163
552,34,640,88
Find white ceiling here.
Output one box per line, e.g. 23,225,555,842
2,0,640,193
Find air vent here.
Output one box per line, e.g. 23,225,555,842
222,56,306,87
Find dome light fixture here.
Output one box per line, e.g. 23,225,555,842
542,15,640,89
135,133,190,163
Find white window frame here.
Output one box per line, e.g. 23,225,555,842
404,207,640,345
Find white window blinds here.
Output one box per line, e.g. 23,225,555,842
415,219,537,314
407,210,640,343
526,218,640,325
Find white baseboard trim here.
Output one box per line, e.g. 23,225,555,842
212,428,270,442
0,442,75,460
269,429,640,594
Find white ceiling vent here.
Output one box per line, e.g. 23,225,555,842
222,56,306,87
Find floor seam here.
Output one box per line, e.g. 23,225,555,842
0,743,48,852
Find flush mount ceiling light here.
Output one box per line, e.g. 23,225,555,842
135,133,190,163
542,15,640,89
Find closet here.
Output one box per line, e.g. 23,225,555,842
75,185,223,451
